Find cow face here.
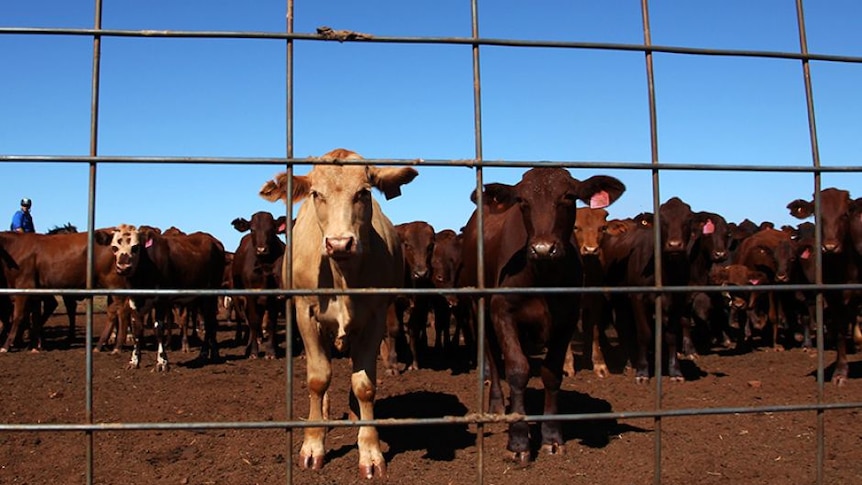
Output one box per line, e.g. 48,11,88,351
659,197,693,255
95,224,143,276
431,230,463,306
788,188,851,254
396,221,436,282
573,207,609,257
693,212,730,263
232,211,286,257
482,169,625,262
258,148,418,263
710,264,767,312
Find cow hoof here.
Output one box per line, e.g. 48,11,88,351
30,348,41,354
0,347,8,353
110,349,121,356
358,461,386,480
635,375,650,385
669,375,685,383
562,364,575,378
594,365,609,379
772,345,785,352
384,368,398,377
264,354,276,361
300,453,324,470
541,442,565,455
832,375,848,387
507,450,531,467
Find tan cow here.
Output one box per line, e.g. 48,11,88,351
259,148,417,479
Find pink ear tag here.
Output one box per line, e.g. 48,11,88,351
145,238,153,248
749,279,759,285
590,190,610,209
278,222,287,233
702,219,715,235
801,248,811,260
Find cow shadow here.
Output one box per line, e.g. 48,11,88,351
807,360,862,382
524,388,650,450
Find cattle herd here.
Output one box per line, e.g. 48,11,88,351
1,148,861,479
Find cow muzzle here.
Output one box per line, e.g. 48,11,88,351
325,236,357,260
529,240,562,260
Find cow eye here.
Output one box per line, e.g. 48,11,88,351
601,225,608,233
111,246,119,254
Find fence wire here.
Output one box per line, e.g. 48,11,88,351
1,1,861,485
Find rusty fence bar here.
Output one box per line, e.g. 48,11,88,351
1,2,859,485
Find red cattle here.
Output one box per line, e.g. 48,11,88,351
709,264,769,332
95,225,226,371
788,188,862,385
259,148,418,478
0,230,128,352
231,211,287,359
731,227,798,350
685,211,731,357
565,207,613,378
460,168,625,465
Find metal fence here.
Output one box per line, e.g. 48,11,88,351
2,1,862,484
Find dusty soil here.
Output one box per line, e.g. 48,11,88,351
1,305,862,485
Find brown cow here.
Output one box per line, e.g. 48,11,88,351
381,220,435,374
231,211,287,359
460,168,625,465
259,148,417,478
788,188,862,385
0,230,128,352
429,228,473,366
95,225,226,371
565,207,613,378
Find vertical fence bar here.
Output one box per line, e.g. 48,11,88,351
284,1,296,483
84,1,104,484
793,1,825,484
469,0,486,483
640,2,664,484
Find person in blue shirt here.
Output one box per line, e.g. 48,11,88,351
10,198,35,233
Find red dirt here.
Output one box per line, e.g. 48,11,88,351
1,308,861,485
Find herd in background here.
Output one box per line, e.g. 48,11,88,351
1,148,861,477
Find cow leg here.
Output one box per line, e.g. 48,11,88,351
262,297,279,359
244,297,263,359
296,306,331,471
582,294,609,378
540,304,577,456
349,321,386,479
380,302,401,376
127,308,146,369
630,294,652,384
1,296,29,352
96,299,119,353
198,298,221,363
491,297,531,465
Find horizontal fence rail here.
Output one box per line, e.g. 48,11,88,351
1,1,859,485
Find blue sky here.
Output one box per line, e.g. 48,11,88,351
2,0,862,253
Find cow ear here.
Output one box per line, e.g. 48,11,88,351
787,199,814,219
94,229,113,246
605,220,629,236
473,183,516,213
231,218,251,233
259,173,312,204
275,216,288,234
575,175,625,208
369,166,419,200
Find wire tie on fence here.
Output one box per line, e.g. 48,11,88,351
316,26,373,42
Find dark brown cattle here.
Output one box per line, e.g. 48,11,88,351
231,211,287,359
732,227,798,350
381,221,435,374
788,188,861,385
709,264,769,332
259,148,417,478
460,168,624,464
429,228,473,366
95,225,226,371
602,197,695,383
0,230,128,352
685,211,731,357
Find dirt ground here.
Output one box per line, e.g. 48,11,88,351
1,304,862,485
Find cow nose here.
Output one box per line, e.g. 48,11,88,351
530,241,559,259
712,250,727,261
412,268,429,280
666,239,684,251
822,243,839,253
775,272,789,283
581,245,599,256
256,246,268,256
325,236,355,256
